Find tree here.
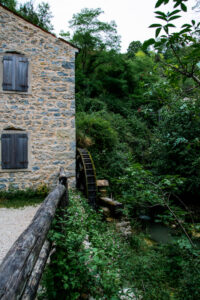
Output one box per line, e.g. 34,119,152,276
61,7,124,103
150,98,200,198
0,0,53,32
127,40,142,59
19,0,53,32
68,8,121,52
0,0,17,11
61,8,121,75
145,0,200,88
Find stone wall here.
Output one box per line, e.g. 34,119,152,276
0,5,78,190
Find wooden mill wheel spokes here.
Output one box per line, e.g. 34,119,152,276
76,148,97,207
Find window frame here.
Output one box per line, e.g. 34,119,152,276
0,130,32,172
0,53,32,94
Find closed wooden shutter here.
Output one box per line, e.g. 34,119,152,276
15,134,28,169
15,57,28,92
2,55,28,92
2,56,14,91
1,134,13,169
1,133,28,169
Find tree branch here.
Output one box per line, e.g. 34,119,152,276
164,195,195,248
160,60,200,86
170,43,186,72
144,179,196,248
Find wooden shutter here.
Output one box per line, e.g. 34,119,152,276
15,134,28,169
2,56,14,91
15,57,28,92
1,133,28,169
1,134,13,169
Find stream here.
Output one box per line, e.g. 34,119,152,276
147,223,173,244
146,222,200,248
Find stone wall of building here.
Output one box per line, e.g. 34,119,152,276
0,5,77,190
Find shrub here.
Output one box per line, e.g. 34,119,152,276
76,111,118,152
76,111,130,187
40,191,200,300
150,98,200,198
0,185,48,208
117,163,184,221
40,192,137,299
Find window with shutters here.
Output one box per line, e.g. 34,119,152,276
2,54,29,92
1,133,28,169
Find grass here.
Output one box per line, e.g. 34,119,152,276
0,186,48,208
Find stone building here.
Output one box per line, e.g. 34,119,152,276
0,4,78,190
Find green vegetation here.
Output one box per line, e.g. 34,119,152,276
0,0,53,31
48,1,199,298
69,0,200,204
150,99,200,198
40,191,200,300
0,185,48,208
1,0,200,298
146,0,200,87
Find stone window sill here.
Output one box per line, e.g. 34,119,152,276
0,91,32,96
0,169,32,173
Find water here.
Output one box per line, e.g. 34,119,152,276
146,222,200,249
147,223,173,244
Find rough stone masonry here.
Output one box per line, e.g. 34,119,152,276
0,4,78,189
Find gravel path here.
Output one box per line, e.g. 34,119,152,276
0,205,41,264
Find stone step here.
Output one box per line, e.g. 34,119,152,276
100,197,123,207
96,179,109,187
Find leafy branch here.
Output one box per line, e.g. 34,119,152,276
147,179,196,248
144,0,200,86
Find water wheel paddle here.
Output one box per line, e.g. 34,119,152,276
76,148,97,207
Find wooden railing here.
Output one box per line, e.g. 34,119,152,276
0,168,68,300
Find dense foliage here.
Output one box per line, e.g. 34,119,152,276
64,4,200,298
62,3,200,215
40,192,200,300
150,99,200,198
0,0,53,31
67,1,200,204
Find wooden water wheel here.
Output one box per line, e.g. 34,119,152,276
76,148,97,207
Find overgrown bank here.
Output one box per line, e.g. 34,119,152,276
40,191,200,300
